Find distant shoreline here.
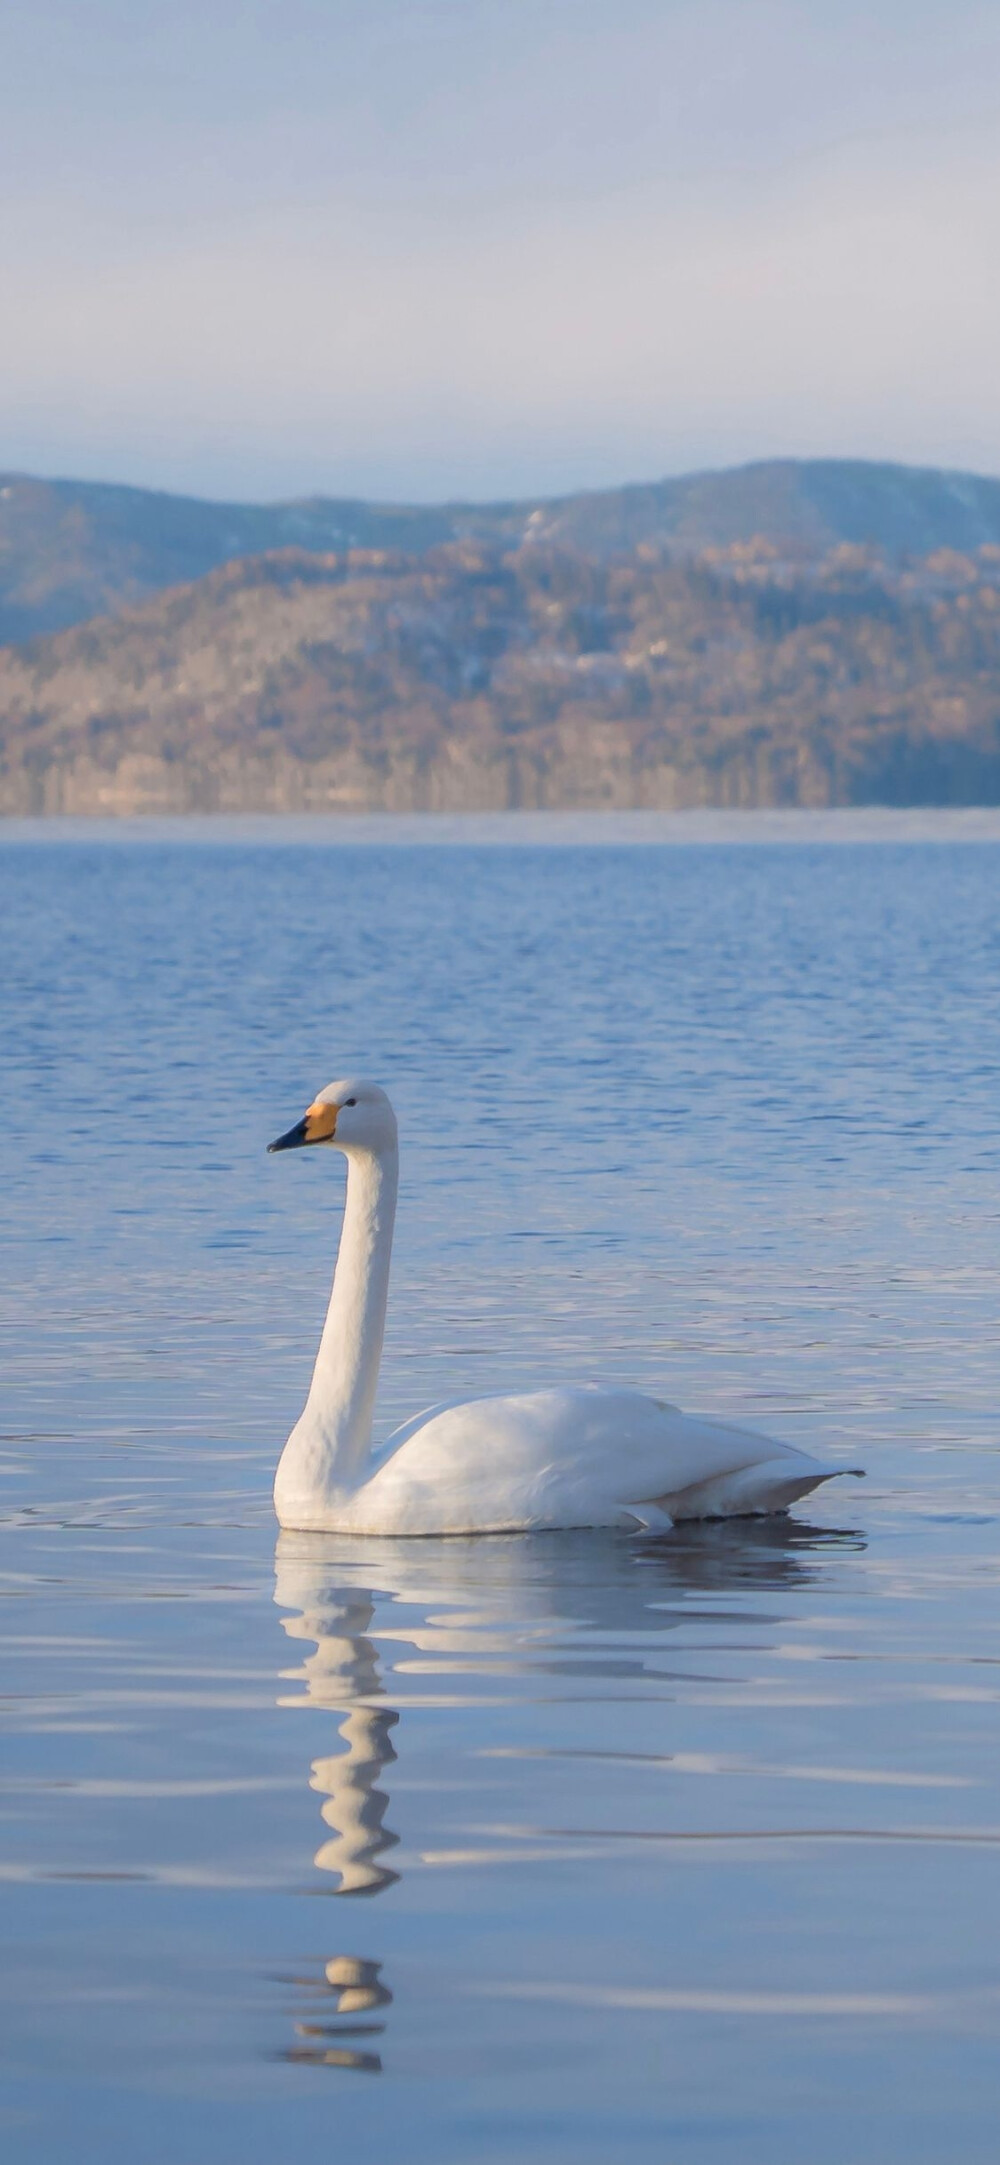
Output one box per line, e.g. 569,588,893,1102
7,808,1000,846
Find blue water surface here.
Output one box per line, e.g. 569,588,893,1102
1,815,999,2164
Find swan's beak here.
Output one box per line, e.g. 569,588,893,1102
268,1101,339,1152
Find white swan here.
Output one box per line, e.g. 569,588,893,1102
268,1080,861,1535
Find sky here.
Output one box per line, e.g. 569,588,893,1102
5,0,1000,503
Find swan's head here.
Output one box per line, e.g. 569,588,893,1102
268,1079,397,1158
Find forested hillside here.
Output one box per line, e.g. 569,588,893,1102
4,537,1000,813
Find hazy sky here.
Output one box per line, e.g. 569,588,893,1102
5,1,1000,501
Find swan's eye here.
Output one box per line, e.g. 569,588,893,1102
344,1097,357,1107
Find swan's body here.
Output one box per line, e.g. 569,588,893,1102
269,1080,861,1536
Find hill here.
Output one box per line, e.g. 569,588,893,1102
4,538,1000,814
6,458,1000,644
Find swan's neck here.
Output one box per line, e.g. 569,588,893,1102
299,1144,398,1487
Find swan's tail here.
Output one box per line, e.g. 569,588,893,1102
631,1459,864,1527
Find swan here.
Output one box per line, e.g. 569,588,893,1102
268,1080,862,1535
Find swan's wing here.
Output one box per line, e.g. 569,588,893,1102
373,1384,635,1469
364,1389,772,1528
354,1387,860,1535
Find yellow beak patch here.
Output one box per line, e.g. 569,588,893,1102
303,1100,339,1143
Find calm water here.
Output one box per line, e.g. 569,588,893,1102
2,817,1000,2163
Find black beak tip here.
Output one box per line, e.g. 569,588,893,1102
268,1118,309,1154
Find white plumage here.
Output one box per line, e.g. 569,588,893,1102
268,1080,861,1536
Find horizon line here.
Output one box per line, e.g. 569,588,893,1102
5,450,1000,516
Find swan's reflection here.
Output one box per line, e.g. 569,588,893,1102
279,1955,391,2072
275,1567,400,1895
273,1515,862,2071
275,1517,862,1891
273,1562,402,2069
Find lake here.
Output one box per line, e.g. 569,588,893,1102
2,812,999,2163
